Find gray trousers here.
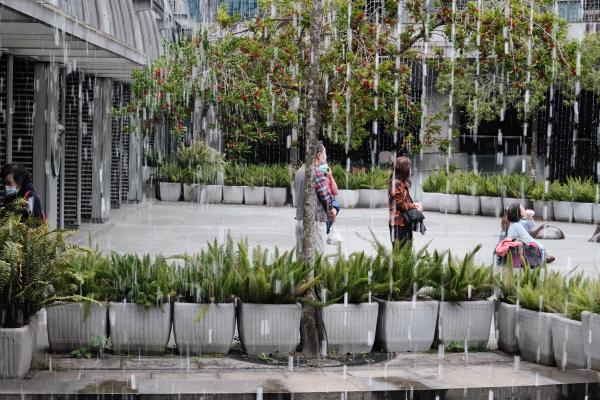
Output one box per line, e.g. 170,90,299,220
295,220,326,260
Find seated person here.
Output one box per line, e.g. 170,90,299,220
505,203,555,264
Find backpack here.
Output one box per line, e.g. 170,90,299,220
24,191,46,223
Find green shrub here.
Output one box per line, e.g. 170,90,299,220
224,164,246,186
159,163,183,183
547,181,571,202
501,174,533,199
568,279,600,321
422,170,448,193
481,175,502,197
358,167,389,190
265,165,292,188
568,177,595,203
318,252,374,304
449,172,483,196
242,165,267,187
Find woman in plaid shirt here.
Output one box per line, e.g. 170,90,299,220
388,156,422,248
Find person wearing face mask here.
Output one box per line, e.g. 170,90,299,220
318,154,342,245
1,163,44,223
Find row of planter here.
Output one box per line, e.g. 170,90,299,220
159,182,389,208
421,192,599,223
497,303,600,369
2,299,495,378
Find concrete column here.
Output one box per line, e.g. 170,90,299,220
33,62,59,230
91,78,113,222
128,117,143,203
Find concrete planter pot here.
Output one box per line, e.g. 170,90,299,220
204,184,223,204
336,190,360,209
533,200,554,221
480,196,504,217
183,184,203,202
496,302,518,354
109,302,172,354
551,315,586,369
237,303,302,356
243,186,265,205
438,193,460,214
321,303,379,354
517,308,555,366
553,201,573,222
159,182,181,202
593,204,600,224
438,300,493,348
0,326,34,379
46,303,107,352
458,195,481,216
375,299,438,352
420,192,440,212
222,186,245,204
173,302,236,355
358,189,388,208
265,187,287,207
573,202,594,224
582,311,600,370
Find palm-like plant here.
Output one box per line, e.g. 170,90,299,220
317,251,374,304
265,165,292,188
568,177,595,203
0,202,85,328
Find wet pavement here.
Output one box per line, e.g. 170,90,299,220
71,199,600,276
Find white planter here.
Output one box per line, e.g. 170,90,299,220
358,189,388,208
375,300,438,352
480,196,504,217
222,186,245,204
109,302,172,354
159,182,181,202
237,303,302,356
438,193,460,214
173,302,236,355
321,303,378,354
183,184,203,202
336,190,359,209
46,303,107,352
582,311,600,370
458,195,481,216
265,187,287,207
551,315,586,369
593,204,600,224
243,186,265,205
204,184,223,204
438,300,493,348
420,192,440,212
0,325,33,379
553,201,573,222
573,202,594,224
533,200,554,221
496,302,518,354
517,308,555,366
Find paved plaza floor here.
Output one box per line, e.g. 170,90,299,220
73,199,600,276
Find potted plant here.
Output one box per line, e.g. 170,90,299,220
332,165,360,208
318,252,379,354
101,254,176,354
223,164,245,204
569,177,594,223
571,279,600,370
420,171,446,212
549,181,573,222
480,175,504,217
438,172,460,214
515,268,562,366
243,165,266,205
0,205,81,378
501,174,533,210
358,167,389,208
182,168,203,202
158,163,182,202
200,164,224,204
371,242,440,352
452,172,482,216
265,165,291,206
173,239,237,355
528,182,554,221
233,244,317,356
46,249,108,353
426,246,494,350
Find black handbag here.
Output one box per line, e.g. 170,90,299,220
402,193,426,234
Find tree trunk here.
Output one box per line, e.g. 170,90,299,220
300,0,324,358
530,111,538,184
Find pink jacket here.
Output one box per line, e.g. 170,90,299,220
495,239,523,257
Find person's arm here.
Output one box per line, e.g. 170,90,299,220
514,223,537,244
393,182,418,212
327,169,339,196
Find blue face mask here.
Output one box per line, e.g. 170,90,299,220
4,186,16,196
319,163,329,174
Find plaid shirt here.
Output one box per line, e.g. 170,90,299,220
388,179,417,227
314,167,332,215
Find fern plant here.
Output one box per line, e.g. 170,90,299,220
265,165,292,188
568,279,600,321
317,251,374,304
567,177,595,203
547,181,571,202
422,170,447,193
481,175,502,197
159,163,183,183
0,202,86,328
224,163,246,186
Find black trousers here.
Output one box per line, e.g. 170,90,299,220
389,224,413,248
